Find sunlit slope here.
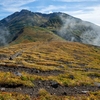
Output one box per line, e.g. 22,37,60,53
0,41,100,99
1,41,100,75
11,26,65,44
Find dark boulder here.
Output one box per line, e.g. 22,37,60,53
50,81,59,88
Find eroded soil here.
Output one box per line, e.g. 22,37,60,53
0,65,62,76
0,65,100,98
0,80,100,97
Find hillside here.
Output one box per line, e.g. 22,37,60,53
0,9,100,100
0,41,100,99
10,26,65,44
0,10,100,46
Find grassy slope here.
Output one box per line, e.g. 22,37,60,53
11,26,65,45
0,41,100,99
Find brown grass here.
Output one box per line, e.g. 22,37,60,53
0,41,100,99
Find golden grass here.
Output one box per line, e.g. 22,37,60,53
33,89,100,100
0,92,31,100
0,41,100,99
0,71,34,87
11,26,65,45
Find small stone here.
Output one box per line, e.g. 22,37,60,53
63,92,67,95
19,88,22,90
9,57,13,60
53,93,56,95
38,81,41,84
35,70,40,73
1,87,5,91
59,65,64,68
74,87,77,89
16,87,22,91
51,81,59,88
30,93,33,95
47,86,50,88
81,91,89,94
14,71,22,76
68,75,75,80
94,82,100,87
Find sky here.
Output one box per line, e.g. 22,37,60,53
0,0,100,26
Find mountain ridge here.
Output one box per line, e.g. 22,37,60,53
0,9,100,46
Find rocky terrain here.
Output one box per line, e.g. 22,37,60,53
0,42,100,99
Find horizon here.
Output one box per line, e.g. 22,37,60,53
0,0,100,26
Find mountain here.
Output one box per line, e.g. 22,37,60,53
0,9,100,46
0,10,100,99
0,41,100,99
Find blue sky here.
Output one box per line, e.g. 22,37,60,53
0,0,100,25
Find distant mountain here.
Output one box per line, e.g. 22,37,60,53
0,9,100,46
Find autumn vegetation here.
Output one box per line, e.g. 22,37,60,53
0,41,100,99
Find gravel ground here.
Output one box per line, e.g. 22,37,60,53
0,65,100,98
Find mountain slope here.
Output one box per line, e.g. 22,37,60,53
11,26,65,44
0,41,100,99
0,10,51,45
0,9,100,46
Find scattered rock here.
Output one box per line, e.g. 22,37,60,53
14,71,22,76
19,88,22,91
47,86,50,89
9,51,22,60
50,81,59,88
35,70,40,73
30,93,33,95
68,75,75,80
16,87,22,91
9,57,13,60
38,81,41,85
62,92,67,95
0,65,62,76
81,91,89,94
0,54,7,60
74,87,77,89
0,80,100,97
94,82,100,87
1,87,6,91
59,65,64,68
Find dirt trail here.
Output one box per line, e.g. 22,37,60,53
0,80,100,97
0,65,100,97
0,65,62,76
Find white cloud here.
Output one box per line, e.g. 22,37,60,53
37,5,67,13
67,5,100,26
0,0,100,26
0,0,36,12
37,3,100,25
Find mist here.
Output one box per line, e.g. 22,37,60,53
0,26,10,46
80,23,100,46
58,13,100,46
